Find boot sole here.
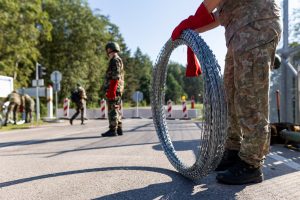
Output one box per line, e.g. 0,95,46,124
101,135,117,137
217,174,264,185
214,163,235,171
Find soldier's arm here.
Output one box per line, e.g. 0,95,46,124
203,0,222,12
109,58,122,80
106,58,121,100
195,0,221,33
195,17,220,33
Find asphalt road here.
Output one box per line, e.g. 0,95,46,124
0,119,299,200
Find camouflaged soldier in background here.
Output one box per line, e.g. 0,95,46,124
23,94,35,123
70,84,87,125
172,0,281,185
102,42,125,137
2,91,23,126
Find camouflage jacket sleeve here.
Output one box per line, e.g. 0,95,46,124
107,56,122,80
78,87,87,100
104,55,124,95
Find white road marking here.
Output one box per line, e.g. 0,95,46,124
268,152,300,171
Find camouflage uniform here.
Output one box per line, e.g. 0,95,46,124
217,0,281,167
23,94,35,123
104,54,125,131
70,86,87,124
3,91,23,125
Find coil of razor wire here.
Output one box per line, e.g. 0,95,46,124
151,29,227,181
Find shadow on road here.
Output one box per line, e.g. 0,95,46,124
0,136,102,148
153,140,199,152
0,122,154,149
0,166,244,200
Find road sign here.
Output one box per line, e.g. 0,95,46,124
18,87,46,97
53,83,61,92
51,71,62,84
32,79,44,87
132,91,143,102
0,75,13,98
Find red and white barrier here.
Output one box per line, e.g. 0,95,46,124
182,100,188,119
63,98,70,117
46,85,53,118
167,100,172,118
191,95,195,109
100,99,106,119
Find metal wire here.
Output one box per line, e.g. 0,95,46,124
151,29,227,181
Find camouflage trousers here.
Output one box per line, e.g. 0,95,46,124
71,101,85,123
4,102,20,125
107,97,122,131
224,19,281,167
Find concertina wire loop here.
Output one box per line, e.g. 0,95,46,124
151,29,228,181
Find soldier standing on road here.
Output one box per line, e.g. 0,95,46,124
2,91,23,126
23,94,35,123
101,42,125,137
70,83,87,125
172,0,281,184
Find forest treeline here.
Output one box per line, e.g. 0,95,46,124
0,0,205,106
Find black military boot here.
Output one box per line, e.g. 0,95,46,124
216,159,264,185
101,129,118,137
69,119,73,125
215,149,240,171
117,127,123,136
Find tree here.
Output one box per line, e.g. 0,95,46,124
165,63,185,104
121,48,152,105
39,0,130,104
165,62,204,104
0,0,52,88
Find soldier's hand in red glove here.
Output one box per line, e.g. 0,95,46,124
106,79,118,100
171,3,214,77
171,3,215,41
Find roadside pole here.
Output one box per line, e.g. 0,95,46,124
50,71,62,121
132,91,143,119
35,63,40,122
55,90,58,120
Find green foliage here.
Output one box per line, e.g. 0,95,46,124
0,0,205,109
165,62,204,104
39,0,111,103
123,48,152,104
0,0,52,88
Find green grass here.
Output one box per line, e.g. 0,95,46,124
193,103,203,110
0,120,48,132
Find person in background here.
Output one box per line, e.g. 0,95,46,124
23,94,35,123
101,42,125,137
2,91,23,126
70,83,87,125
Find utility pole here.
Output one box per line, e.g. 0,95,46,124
35,63,40,122
277,0,300,123
279,0,288,123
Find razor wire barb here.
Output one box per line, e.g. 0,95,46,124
151,29,227,181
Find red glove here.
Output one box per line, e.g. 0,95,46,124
186,47,202,77
171,3,215,41
172,3,213,76
106,79,118,100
